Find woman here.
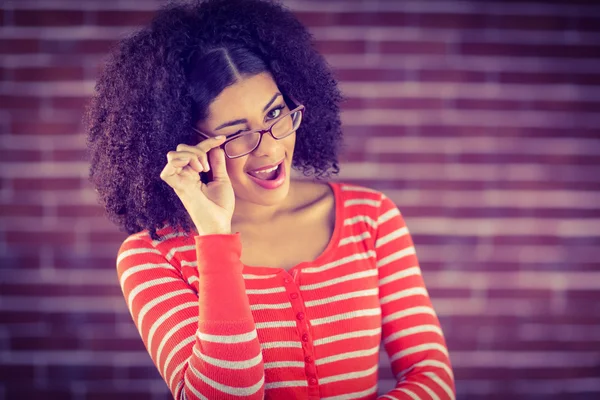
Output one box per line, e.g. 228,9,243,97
85,0,455,399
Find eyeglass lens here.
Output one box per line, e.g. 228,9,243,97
224,110,302,157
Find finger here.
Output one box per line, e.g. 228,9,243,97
169,153,205,173
208,147,229,182
195,135,226,154
172,148,210,171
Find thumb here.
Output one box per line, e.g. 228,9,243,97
208,148,230,182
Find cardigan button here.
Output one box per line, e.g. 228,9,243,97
302,333,309,342
296,312,305,320
290,293,299,299
309,378,317,385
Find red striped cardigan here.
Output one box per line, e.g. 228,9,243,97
117,182,455,399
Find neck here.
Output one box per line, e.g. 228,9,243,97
231,181,297,228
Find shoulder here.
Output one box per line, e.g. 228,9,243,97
116,225,192,266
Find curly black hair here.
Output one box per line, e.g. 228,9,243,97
85,0,344,241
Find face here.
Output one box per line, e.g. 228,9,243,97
195,72,296,207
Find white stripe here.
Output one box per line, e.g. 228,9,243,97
265,380,307,389
424,371,456,400
345,198,381,207
118,262,175,288
396,359,454,381
395,388,419,400
148,301,197,358
380,287,428,305
156,317,197,367
127,277,179,310
344,215,377,229
264,361,305,369
166,245,195,261
170,360,188,394
188,363,264,396
187,275,198,285
300,269,378,291
117,247,162,266
412,381,440,400
378,208,401,225
261,341,302,349
180,260,197,268
255,321,297,329
321,383,378,400
246,287,286,295
376,227,409,248
377,247,416,268
197,329,257,344
123,232,148,244
151,231,189,246
383,324,444,345
183,383,210,400
314,327,381,346
316,344,380,365
137,289,193,332
163,336,195,380
310,308,381,326
192,346,262,369
341,185,378,194
382,306,437,324
242,273,278,279
319,364,378,384
303,251,376,274
305,288,379,307
250,302,292,311
379,266,421,286
389,343,449,363
338,231,371,246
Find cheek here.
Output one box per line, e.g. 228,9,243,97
225,157,248,180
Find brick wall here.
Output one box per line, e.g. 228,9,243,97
1,0,599,399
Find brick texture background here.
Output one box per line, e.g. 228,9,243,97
1,0,599,399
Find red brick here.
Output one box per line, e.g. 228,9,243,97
0,204,45,217
12,177,83,191
0,252,41,269
314,40,367,54
5,230,76,246
460,42,600,59
56,205,105,218
0,149,44,162
13,10,85,26
11,66,85,81
11,121,82,135
0,283,120,297
0,39,40,54
51,149,88,162
379,40,448,55
334,68,407,82
419,69,489,83
93,10,155,26
0,95,42,110
41,39,116,55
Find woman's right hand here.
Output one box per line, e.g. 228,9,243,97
160,136,234,235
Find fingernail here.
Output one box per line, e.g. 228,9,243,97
214,135,224,139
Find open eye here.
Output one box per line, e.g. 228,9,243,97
267,105,285,120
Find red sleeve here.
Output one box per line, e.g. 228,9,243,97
374,195,456,400
117,232,264,399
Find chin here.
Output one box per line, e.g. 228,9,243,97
232,159,292,206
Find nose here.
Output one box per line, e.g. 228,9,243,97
252,130,281,157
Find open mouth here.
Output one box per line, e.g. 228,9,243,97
246,160,284,181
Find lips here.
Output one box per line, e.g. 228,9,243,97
247,159,285,174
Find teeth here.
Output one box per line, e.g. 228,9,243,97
253,165,278,174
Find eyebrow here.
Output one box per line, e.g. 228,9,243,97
215,93,282,131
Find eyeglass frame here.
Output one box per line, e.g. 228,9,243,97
191,95,305,159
